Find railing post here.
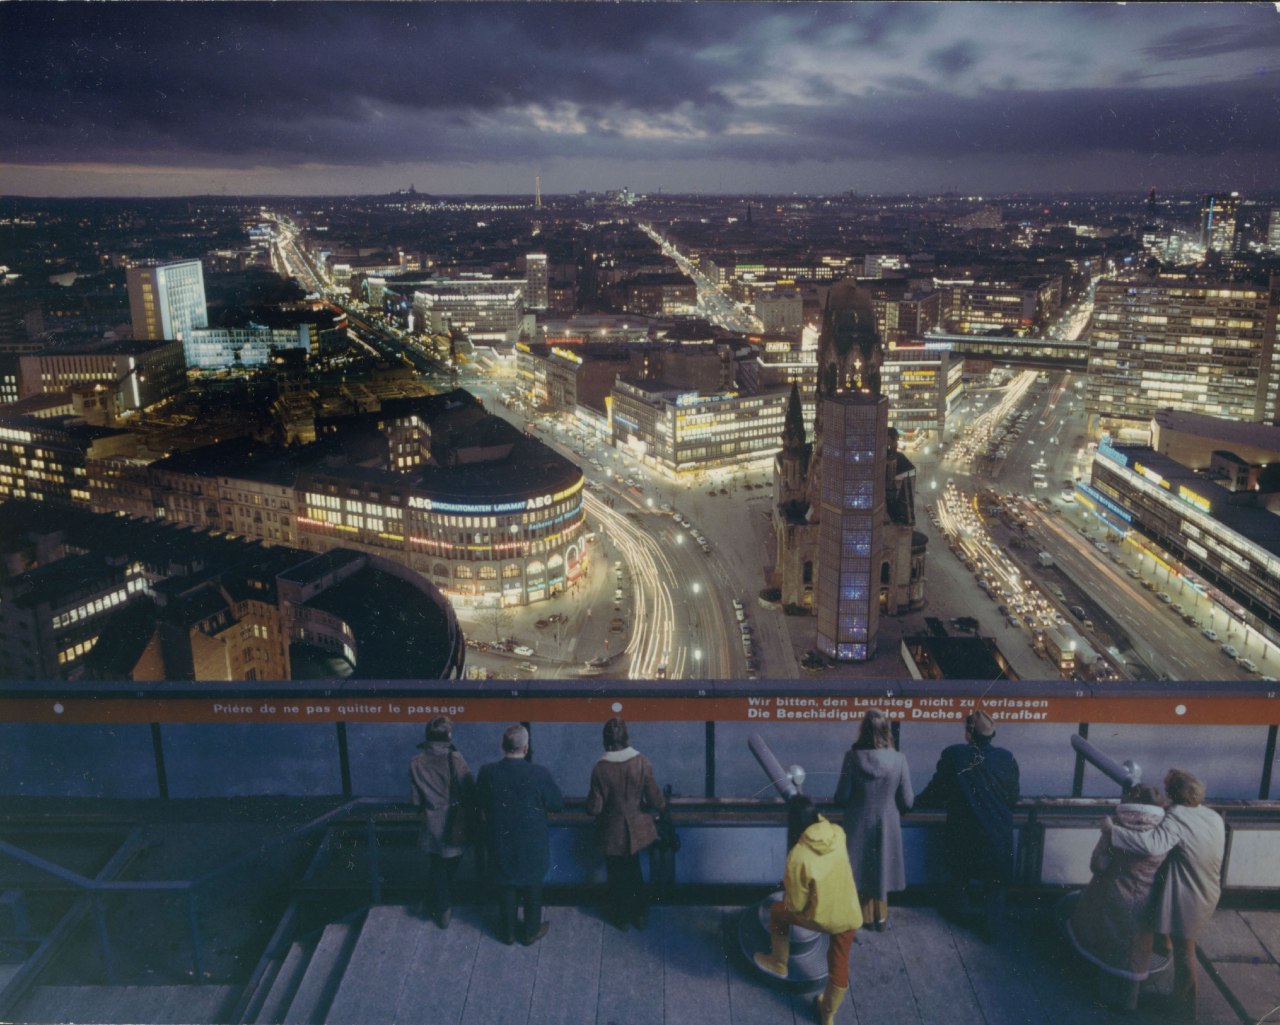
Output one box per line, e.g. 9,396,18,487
92,894,116,985
188,889,205,980
367,810,382,905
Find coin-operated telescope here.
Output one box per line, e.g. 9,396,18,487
739,734,828,989
1070,734,1141,790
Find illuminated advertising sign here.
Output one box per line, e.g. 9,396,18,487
1178,485,1211,512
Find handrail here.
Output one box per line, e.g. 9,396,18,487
0,797,405,982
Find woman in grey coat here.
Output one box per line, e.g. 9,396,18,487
834,709,914,930
408,716,475,929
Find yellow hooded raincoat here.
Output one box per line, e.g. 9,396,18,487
784,816,864,933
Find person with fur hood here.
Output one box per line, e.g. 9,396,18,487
1067,783,1169,1010
754,795,863,1025
585,717,665,931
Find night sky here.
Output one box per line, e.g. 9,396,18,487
2,1,1278,197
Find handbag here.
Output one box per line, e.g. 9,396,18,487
443,748,473,847
650,784,680,853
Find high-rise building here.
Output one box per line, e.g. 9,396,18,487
1268,209,1280,254
1199,192,1240,254
126,260,208,343
1086,275,1279,434
525,253,549,310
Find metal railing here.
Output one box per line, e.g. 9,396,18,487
0,798,398,982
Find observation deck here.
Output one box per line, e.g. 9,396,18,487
2,679,1277,1024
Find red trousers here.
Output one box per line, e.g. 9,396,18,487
767,902,857,988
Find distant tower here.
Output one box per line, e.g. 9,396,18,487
535,172,542,211
127,260,208,345
1200,192,1240,254
1146,187,1158,215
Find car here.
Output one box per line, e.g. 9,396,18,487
1156,592,1172,604
1006,615,1021,627
1220,643,1240,659
1170,603,1185,616
1126,568,1140,578
735,608,746,622
731,598,744,611
1081,619,1094,631
1201,627,1219,641
1069,605,1086,619
512,645,534,657
518,661,537,673
1238,657,1259,673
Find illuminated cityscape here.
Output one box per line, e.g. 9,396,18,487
1,3,1278,1024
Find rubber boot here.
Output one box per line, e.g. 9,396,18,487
815,983,848,1025
753,927,790,979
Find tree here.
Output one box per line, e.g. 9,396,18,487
478,598,513,644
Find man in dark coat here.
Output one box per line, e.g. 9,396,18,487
476,723,565,945
917,710,1020,941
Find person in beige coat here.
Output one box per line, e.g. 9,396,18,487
585,718,665,930
1106,769,1225,1023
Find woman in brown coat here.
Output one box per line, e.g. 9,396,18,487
408,716,475,929
585,718,665,930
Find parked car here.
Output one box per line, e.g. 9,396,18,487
1156,592,1172,604
1238,657,1259,673
1220,643,1240,659
1201,628,1219,642
513,645,535,657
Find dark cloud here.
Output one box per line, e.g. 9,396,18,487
1,1,1277,193
926,42,978,77
1143,23,1273,61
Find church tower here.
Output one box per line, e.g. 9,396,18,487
772,281,927,661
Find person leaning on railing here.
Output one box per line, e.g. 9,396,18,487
407,716,475,929
1104,769,1225,1024
834,708,914,931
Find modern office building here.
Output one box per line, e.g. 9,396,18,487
0,415,137,508
869,285,945,347
183,325,311,370
1200,192,1240,254
1086,435,1280,648
618,274,697,317
126,260,208,342
515,343,630,416
16,340,186,413
952,277,1062,337
409,278,526,341
610,380,790,473
1086,275,1279,435
1268,209,1280,255
773,284,926,659
754,290,804,337
525,253,549,310
882,345,960,437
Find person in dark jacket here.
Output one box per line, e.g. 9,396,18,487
834,708,914,930
916,710,1020,941
476,723,565,946
585,717,665,931
408,716,475,928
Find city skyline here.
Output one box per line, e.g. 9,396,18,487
2,1,1279,199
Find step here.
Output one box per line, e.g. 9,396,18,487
324,907,425,1025
253,942,311,1024
282,923,355,1025
238,955,283,1024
